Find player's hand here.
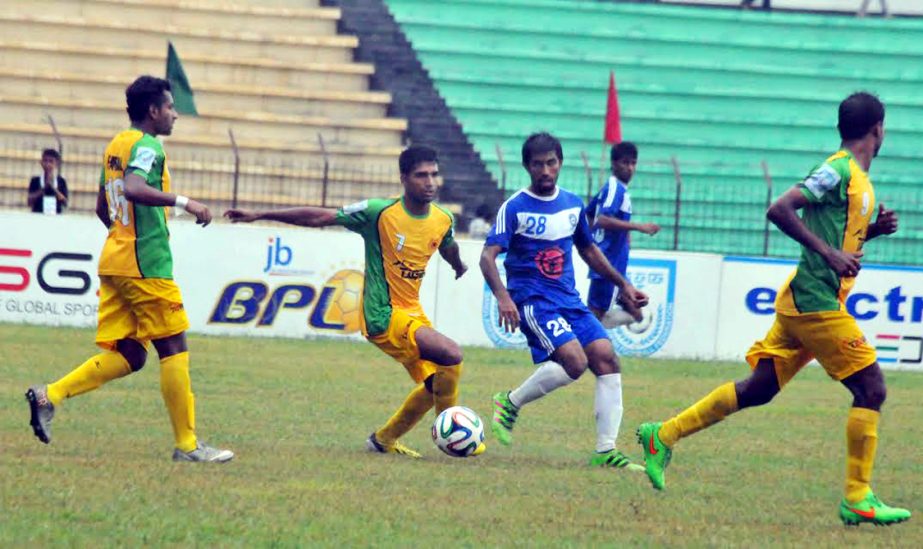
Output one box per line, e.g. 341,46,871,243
621,285,649,309
639,223,660,236
186,200,211,227
824,248,863,278
224,209,259,223
497,294,520,333
453,262,468,279
873,203,898,236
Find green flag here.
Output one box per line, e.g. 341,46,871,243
166,42,198,115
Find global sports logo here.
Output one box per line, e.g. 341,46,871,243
482,253,527,349
608,258,676,356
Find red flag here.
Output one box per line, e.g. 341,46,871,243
604,70,622,144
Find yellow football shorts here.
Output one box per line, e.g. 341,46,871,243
367,308,439,383
96,275,190,350
745,309,877,387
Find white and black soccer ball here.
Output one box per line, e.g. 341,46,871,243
432,405,485,458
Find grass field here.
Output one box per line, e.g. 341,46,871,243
2,323,921,547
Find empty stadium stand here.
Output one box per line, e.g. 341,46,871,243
385,0,923,263
0,0,408,213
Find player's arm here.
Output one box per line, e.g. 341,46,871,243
95,187,111,228
439,241,468,279
224,206,338,227
866,203,898,241
576,243,648,308
123,171,211,227
767,186,861,277
594,214,660,236
479,244,520,332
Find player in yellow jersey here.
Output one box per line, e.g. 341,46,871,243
225,145,482,458
25,76,233,463
637,92,910,525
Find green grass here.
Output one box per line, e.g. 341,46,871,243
2,323,921,547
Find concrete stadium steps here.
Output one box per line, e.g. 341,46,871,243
0,41,375,92
0,96,405,147
0,123,403,167
0,13,357,64
0,69,391,120
0,0,342,36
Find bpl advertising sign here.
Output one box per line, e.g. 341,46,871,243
716,257,923,372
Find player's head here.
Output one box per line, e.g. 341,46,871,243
40,148,61,172
838,92,885,157
522,132,563,195
126,76,177,136
399,145,440,204
610,141,638,184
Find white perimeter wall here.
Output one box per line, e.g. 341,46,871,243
2,211,922,371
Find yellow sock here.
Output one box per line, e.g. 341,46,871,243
659,381,739,447
432,363,462,414
376,383,434,446
160,352,197,452
46,352,132,405
845,407,879,503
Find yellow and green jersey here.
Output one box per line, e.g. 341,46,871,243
775,150,875,315
335,197,456,336
98,129,174,279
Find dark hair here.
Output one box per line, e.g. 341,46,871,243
610,141,638,163
126,76,172,124
475,203,491,219
399,145,438,174
41,148,61,162
521,132,563,166
838,92,885,141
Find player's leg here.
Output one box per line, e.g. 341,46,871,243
492,300,586,446
151,331,232,463
365,311,443,457
838,363,909,524
638,316,807,490
800,310,910,525
127,277,231,462
25,276,143,444
415,326,464,414
584,336,642,471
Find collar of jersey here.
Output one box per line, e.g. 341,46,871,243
524,187,560,201
400,196,431,219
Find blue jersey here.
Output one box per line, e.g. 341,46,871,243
587,176,631,278
486,187,593,306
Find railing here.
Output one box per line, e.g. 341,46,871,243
0,133,400,214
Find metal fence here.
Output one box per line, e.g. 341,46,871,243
4,131,922,266
0,131,401,215
493,151,923,266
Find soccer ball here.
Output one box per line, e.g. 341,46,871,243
432,406,485,458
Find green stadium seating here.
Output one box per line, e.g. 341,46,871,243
386,0,923,264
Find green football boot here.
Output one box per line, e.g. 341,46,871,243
839,492,911,526
491,391,519,446
637,422,672,490
589,449,645,472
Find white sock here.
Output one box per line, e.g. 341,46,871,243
601,307,635,329
594,373,623,453
509,362,575,408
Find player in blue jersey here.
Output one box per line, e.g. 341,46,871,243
480,132,649,470
586,141,660,328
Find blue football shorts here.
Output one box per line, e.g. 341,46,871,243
517,296,610,364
